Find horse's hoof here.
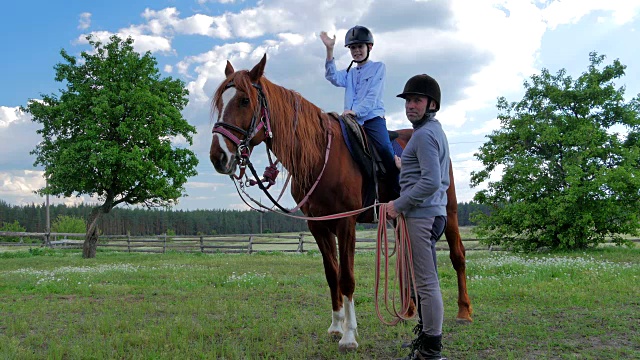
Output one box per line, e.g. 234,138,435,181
338,342,359,353
329,331,342,341
455,317,473,324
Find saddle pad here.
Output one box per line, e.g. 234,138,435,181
338,116,374,181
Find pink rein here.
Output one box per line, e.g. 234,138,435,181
375,203,419,325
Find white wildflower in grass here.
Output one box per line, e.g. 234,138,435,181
155,264,208,271
11,263,142,286
224,271,269,287
466,253,638,282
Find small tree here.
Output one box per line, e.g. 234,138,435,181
23,35,199,258
0,220,27,242
52,215,87,239
471,52,640,251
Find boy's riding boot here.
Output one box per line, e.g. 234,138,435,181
397,333,447,360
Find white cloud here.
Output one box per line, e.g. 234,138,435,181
0,170,63,207
471,118,502,135
0,170,123,208
0,170,41,195
449,0,545,111
0,111,41,172
277,33,305,46
228,7,296,38
177,42,253,75
177,42,253,103
78,12,91,30
75,30,173,54
0,106,26,128
453,151,480,162
186,181,228,189
542,0,640,29
142,7,233,39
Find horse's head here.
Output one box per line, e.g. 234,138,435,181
210,54,269,175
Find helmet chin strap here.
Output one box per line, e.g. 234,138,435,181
346,45,371,73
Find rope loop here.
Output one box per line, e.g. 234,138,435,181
374,203,418,325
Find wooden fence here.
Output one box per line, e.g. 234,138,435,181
1,231,638,254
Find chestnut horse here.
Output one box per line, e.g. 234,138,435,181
209,55,472,352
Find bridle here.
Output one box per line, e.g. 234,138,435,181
212,80,297,213
212,81,273,181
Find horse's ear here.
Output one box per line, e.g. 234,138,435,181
225,61,235,78
249,54,267,82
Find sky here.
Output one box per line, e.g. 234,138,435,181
1,0,639,211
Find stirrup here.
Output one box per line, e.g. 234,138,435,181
373,200,379,223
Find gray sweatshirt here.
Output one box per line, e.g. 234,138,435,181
393,115,450,218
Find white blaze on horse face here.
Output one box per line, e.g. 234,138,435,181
213,133,233,172
215,87,237,172
220,87,236,121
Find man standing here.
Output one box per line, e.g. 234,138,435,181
386,74,449,360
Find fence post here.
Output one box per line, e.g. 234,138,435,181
127,232,131,253
248,235,253,254
200,236,204,253
163,233,167,253
297,233,305,253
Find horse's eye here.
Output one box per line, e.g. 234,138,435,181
241,98,250,106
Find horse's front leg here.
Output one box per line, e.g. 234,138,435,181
307,221,345,337
336,217,358,352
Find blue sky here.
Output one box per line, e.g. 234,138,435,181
1,0,639,211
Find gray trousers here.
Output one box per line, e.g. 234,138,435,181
406,216,446,336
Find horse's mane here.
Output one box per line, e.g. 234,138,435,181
212,70,329,190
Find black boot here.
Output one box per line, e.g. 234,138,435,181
401,321,423,348
397,333,447,360
402,294,423,348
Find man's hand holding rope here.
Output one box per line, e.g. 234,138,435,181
385,200,399,220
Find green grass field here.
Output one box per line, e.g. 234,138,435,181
1,246,638,359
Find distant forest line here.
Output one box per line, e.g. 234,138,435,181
0,200,489,236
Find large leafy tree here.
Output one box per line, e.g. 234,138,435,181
23,35,199,258
470,52,640,251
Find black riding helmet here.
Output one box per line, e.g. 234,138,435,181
344,25,374,47
397,74,441,112
344,25,373,72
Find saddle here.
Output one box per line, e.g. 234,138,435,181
329,113,401,223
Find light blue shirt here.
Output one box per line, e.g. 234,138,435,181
325,59,385,125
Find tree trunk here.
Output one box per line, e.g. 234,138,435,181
82,208,103,259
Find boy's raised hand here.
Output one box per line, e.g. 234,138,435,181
320,31,336,49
